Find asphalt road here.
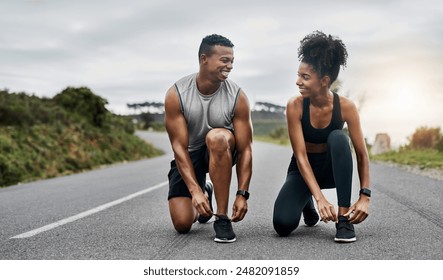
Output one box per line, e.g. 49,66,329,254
0,131,441,260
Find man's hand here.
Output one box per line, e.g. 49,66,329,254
345,196,369,224
192,191,212,218
231,196,248,222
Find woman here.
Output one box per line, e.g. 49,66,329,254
273,31,371,242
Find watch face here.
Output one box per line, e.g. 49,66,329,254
360,189,371,197
237,190,249,200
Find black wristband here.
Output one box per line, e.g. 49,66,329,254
359,188,371,197
236,190,250,200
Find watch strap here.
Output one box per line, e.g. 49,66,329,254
359,188,371,197
236,190,250,200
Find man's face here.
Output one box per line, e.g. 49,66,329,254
201,45,234,81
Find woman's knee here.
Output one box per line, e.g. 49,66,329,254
273,216,299,237
327,130,350,150
273,204,300,236
272,175,307,236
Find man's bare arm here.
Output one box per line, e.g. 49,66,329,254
164,86,211,215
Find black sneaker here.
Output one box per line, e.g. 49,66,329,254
303,197,320,227
213,215,236,243
197,181,214,223
334,216,356,243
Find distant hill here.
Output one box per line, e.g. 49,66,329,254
0,87,163,187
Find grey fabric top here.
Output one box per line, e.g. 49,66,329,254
174,73,241,152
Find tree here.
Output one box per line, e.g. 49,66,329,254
53,87,108,127
127,101,164,114
140,112,155,129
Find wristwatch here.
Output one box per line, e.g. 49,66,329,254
236,190,250,200
359,188,371,197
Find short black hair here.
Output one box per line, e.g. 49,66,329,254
198,34,234,60
298,31,348,84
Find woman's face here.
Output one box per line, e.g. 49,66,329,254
296,62,323,97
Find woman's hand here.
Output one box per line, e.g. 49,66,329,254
316,197,337,223
345,196,370,224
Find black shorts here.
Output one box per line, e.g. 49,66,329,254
167,145,237,200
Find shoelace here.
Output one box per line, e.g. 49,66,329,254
213,213,231,220
337,220,353,230
214,216,232,230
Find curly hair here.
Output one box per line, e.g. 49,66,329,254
198,34,234,61
298,31,348,84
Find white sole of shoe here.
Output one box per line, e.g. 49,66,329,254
214,237,236,243
334,237,357,243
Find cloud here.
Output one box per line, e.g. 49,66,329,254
1,0,442,144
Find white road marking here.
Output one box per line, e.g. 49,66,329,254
10,181,168,239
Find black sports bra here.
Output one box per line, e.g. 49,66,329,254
301,92,344,144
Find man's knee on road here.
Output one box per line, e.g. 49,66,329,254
172,217,194,234
169,197,196,234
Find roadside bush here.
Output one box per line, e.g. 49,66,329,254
436,137,443,152
268,126,289,145
0,88,163,187
105,114,135,134
409,126,442,150
269,127,288,140
53,87,108,127
149,121,166,132
0,90,66,126
0,154,25,187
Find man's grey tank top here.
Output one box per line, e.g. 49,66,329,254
174,73,241,152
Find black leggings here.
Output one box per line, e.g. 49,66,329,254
273,130,353,236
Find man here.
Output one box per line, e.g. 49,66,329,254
164,34,253,243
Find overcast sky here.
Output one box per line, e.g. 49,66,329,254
1,0,443,146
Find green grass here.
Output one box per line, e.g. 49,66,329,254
252,120,286,136
371,148,443,169
257,133,443,172
0,124,163,187
254,135,290,146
